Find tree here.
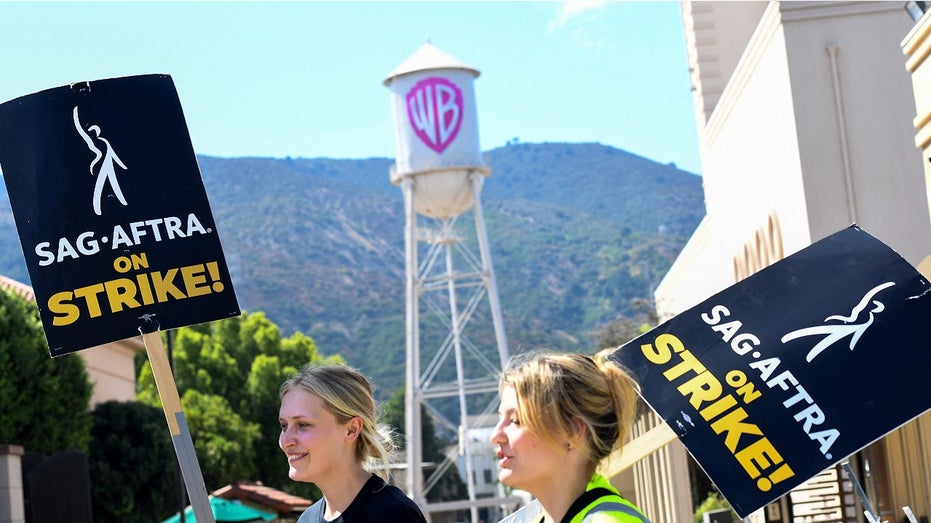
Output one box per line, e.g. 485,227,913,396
593,298,659,350
0,288,92,454
181,389,261,489
88,401,177,522
137,311,341,496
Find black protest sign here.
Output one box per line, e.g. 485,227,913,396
609,225,931,518
0,74,240,356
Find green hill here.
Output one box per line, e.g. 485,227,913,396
0,142,704,395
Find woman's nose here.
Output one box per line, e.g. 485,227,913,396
279,426,294,449
490,420,505,444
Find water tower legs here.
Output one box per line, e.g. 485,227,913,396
400,171,512,522
401,177,426,513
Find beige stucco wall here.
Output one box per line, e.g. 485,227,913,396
785,2,931,259
703,5,811,259
657,3,811,319
662,1,931,314
80,338,144,406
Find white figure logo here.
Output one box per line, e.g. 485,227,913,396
780,281,895,362
73,106,128,215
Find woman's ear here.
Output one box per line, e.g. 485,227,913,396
346,416,363,441
569,417,587,445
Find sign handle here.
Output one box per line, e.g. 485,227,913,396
140,318,216,523
840,461,878,521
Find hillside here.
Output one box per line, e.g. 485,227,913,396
0,142,704,394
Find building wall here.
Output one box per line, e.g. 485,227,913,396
656,3,809,321
701,3,812,260
81,339,145,406
784,2,931,260
668,1,931,300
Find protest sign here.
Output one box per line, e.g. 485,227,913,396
0,74,240,356
0,74,240,523
610,225,931,518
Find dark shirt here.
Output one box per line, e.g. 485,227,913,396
297,475,427,523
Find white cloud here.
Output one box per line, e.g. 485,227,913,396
548,0,616,51
549,0,608,31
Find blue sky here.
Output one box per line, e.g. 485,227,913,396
0,1,702,175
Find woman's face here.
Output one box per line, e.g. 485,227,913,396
279,387,358,484
489,385,565,494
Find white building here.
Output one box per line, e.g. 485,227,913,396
616,3,931,522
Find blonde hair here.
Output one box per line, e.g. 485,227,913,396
279,364,393,467
500,348,640,472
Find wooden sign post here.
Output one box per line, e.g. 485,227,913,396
141,318,214,523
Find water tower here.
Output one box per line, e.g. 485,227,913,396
384,42,512,521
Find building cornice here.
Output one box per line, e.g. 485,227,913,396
704,2,783,148
780,1,904,23
902,6,931,70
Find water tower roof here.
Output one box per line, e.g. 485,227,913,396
383,41,480,85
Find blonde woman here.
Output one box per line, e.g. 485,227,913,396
279,364,427,523
491,350,651,523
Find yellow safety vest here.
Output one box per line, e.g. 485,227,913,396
562,474,651,523
506,475,651,523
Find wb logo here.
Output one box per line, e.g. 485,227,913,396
781,282,895,362
405,76,463,154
